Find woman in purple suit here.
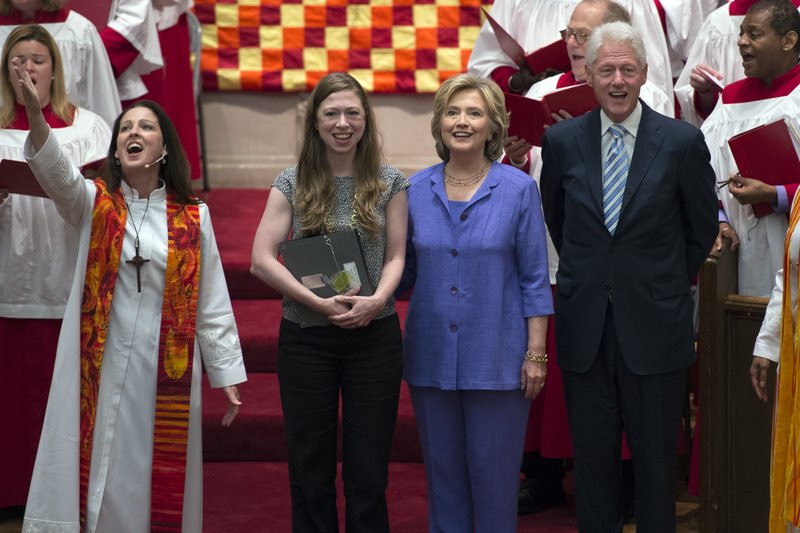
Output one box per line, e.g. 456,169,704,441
400,73,553,532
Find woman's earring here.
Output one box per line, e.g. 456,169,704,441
161,155,167,165
115,157,120,166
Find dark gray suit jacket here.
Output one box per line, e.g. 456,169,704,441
540,101,718,375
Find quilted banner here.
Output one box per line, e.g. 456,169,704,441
194,0,492,93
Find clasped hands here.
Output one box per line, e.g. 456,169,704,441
316,286,384,329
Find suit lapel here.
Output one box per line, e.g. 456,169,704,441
622,103,664,214
576,109,604,216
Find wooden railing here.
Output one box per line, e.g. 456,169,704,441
697,242,775,532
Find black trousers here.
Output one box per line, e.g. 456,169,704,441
562,305,687,533
277,315,403,533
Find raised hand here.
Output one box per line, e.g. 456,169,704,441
10,57,41,114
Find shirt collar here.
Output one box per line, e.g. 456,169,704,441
599,100,642,139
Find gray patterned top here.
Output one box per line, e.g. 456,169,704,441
272,163,409,324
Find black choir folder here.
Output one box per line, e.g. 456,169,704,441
279,230,374,328
727,119,800,218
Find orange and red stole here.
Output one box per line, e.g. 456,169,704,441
79,179,201,532
773,197,800,531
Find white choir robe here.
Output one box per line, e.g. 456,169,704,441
467,0,675,104
107,0,163,101
0,107,110,319
701,86,800,297
659,0,704,79
0,11,122,127
21,131,246,533
509,74,674,285
674,4,746,126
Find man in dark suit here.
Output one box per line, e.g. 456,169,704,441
539,21,718,533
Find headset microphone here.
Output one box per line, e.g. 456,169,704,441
143,153,166,169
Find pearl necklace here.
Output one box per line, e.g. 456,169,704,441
444,159,489,187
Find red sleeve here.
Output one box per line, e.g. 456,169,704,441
693,89,719,120
491,65,519,94
785,183,798,205
100,26,140,77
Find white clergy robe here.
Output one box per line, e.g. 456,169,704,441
701,84,800,297
467,0,675,104
21,130,246,533
0,11,122,126
674,4,746,126
0,107,110,319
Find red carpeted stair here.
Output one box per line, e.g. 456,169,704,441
200,189,578,532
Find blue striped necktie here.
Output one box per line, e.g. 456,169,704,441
602,124,629,235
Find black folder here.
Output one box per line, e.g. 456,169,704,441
279,230,374,328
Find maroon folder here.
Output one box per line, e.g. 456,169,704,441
728,119,800,218
505,84,597,146
481,8,570,74
0,159,47,198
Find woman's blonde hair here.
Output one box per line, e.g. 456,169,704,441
0,24,73,128
296,72,385,238
0,0,65,15
430,73,508,161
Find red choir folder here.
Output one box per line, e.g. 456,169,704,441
727,119,800,218
0,159,47,198
505,84,598,146
481,8,570,74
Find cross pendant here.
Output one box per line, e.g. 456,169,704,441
125,240,150,293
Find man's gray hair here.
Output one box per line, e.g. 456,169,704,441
585,21,647,68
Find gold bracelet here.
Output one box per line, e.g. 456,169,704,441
524,350,548,364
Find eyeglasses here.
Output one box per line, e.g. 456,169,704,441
560,28,591,45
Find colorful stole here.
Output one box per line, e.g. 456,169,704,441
79,179,201,532
773,196,800,531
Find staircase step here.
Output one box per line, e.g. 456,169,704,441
202,373,422,462
231,300,281,373
204,188,280,300
203,461,429,532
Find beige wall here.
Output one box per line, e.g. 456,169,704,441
200,92,441,189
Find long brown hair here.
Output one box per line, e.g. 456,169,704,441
296,72,385,238
101,100,199,205
0,24,73,128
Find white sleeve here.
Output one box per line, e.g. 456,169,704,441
23,129,94,229
467,0,518,78
753,266,787,363
196,204,247,388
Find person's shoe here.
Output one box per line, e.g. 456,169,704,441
517,478,567,515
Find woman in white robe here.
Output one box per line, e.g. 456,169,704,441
12,57,246,532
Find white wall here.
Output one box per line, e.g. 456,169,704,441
200,92,441,189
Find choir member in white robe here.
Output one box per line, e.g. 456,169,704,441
675,0,764,125
701,0,800,297
0,0,121,126
467,0,674,103
12,60,246,531
658,0,704,79
99,0,163,102
0,23,110,511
